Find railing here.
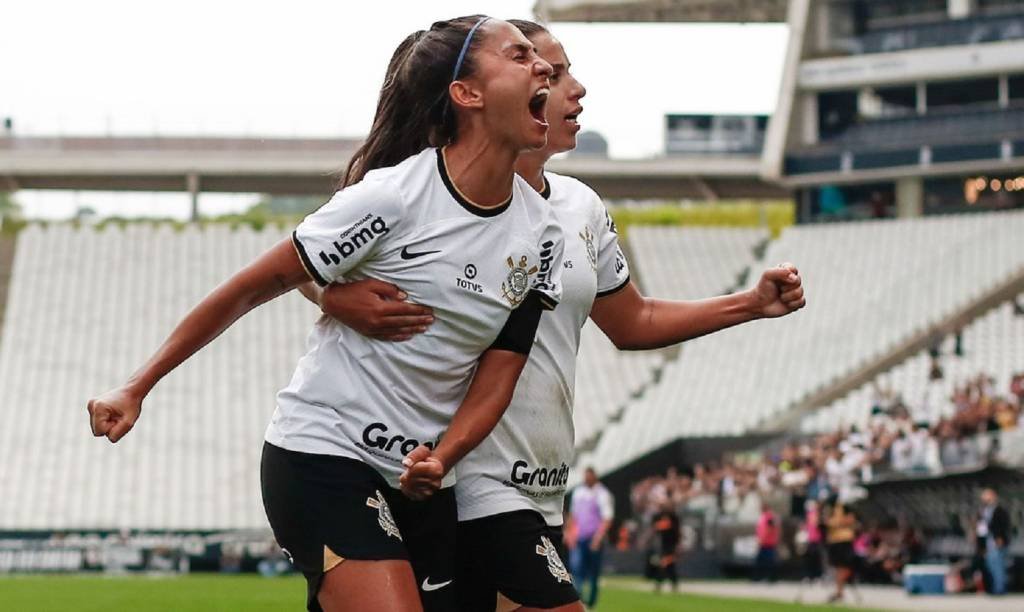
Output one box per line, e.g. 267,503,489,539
837,11,1024,55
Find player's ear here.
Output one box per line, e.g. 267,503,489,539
449,80,484,111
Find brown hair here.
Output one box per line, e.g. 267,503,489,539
508,19,548,39
341,15,491,187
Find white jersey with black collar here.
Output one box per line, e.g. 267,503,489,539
266,148,564,489
454,171,630,525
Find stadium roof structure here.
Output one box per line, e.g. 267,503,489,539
534,0,788,23
0,136,789,208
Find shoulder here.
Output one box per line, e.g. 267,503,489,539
545,172,604,211
358,148,437,202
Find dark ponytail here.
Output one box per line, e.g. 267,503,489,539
341,15,491,187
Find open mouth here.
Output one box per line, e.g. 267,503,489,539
565,108,582,126
528,88,550,126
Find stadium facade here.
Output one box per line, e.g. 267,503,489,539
764,0,1024,221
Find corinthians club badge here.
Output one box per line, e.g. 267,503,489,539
501,255,539,306
366,490,402,541
536,535,572,584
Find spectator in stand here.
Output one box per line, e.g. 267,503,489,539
976,487,1011,595
568,467,614,608
649,500,682,593
825,501,858,603
753,502,780,582
801,500,824,582
1010,372,1024,404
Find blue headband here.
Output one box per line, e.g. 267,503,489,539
451,17,490,82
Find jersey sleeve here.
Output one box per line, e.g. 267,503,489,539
595,203,631,298
531,210,564,310
291,178,402,286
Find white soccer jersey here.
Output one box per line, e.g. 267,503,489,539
265,148,564,489
454,172,629,526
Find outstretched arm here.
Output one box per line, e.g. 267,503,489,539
590,264,805,350
87,238,312,442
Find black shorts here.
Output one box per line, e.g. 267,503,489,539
457,510,579,611
260,442,456,612
827,541,856,569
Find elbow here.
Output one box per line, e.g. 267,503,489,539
611,336,644,351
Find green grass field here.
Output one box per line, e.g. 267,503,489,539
0,574,871,611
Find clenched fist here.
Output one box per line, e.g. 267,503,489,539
87,387,143,443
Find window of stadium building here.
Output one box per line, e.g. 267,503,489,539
925,175,1024,213
1010,74,1024,102
802,183,895,222
926,78,1000,110
818,91,859,139
978,0,1024,17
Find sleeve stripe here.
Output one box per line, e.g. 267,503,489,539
596,275,631,299
538,292,559,311
291,230,329,287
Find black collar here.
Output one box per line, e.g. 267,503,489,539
539,176,552,200
436,148,512,218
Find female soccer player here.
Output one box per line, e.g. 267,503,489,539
86,15,567,612
305,20,806,612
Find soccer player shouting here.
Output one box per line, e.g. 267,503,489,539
88,15,569,612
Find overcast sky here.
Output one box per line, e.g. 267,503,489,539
2,0,787,219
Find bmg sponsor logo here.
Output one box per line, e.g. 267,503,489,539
534,240,557,293
318,214,390,265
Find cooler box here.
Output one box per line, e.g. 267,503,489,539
904,564,948,595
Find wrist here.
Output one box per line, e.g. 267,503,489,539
124,376,153,399
741,289,765,320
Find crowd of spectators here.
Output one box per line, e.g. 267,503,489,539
625,371,1022,586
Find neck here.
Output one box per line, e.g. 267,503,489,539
443,134,519,207
513,147,552,194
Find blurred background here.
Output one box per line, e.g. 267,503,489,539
1,0,1023,609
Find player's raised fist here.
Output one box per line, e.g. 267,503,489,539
750,262,806,319
87,387,142,443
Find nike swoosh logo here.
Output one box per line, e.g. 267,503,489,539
421,577,453,592
401,246,441,260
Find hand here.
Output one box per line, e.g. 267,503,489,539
590,537,603,552
399,445,446,501
321,279,433,341
750,263,805,318
87,386,143,443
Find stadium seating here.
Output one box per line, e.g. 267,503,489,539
572,227,767,448
582,210,1024,477
803,293,1024,433
0,224,315,530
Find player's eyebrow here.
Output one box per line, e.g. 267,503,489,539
550,62,566,73
505,42,533,56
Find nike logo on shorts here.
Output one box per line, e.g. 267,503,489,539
400,245,441,260
421,577,453,592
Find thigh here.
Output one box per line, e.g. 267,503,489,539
460,511,581,611
260,442,410,610
318,559,422,612
388,487,458,612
